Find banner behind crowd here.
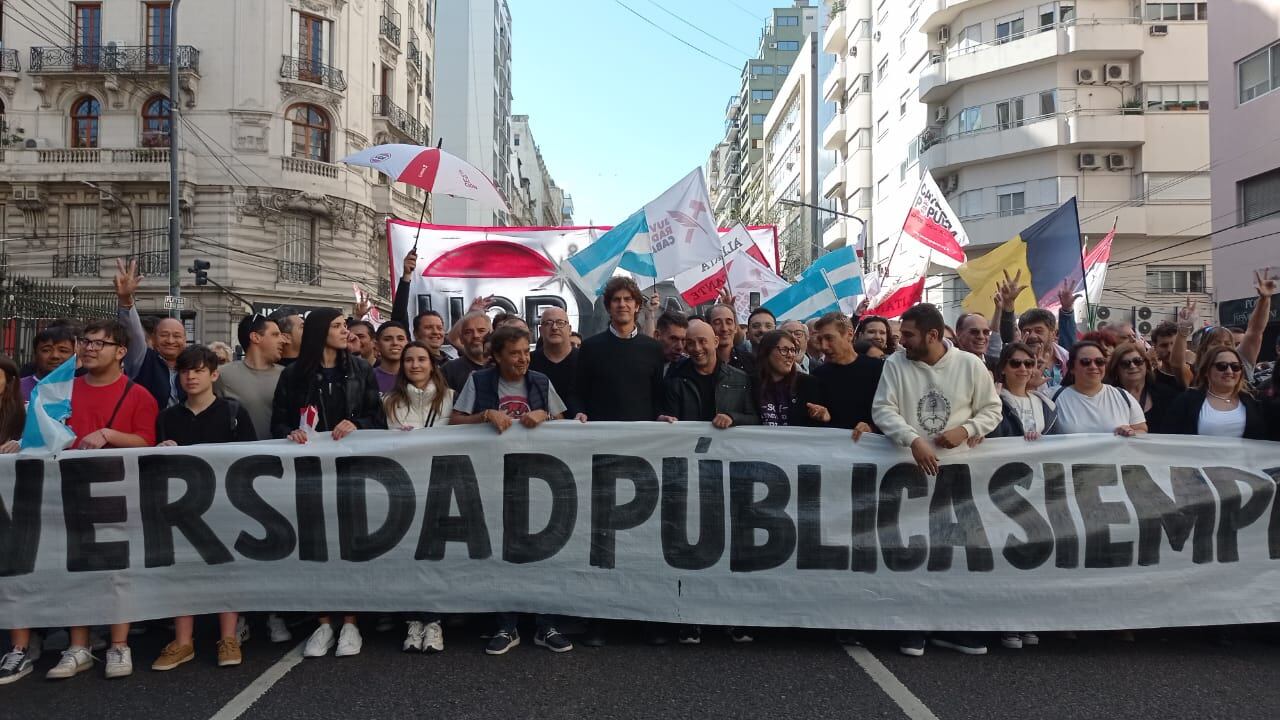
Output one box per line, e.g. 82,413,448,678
3,425,1280,631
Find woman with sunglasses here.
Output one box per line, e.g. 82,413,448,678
991,342,1057,441
1163,347,1270,439
1104,343,1179,433
1052,341,1147,436
754,330,829,427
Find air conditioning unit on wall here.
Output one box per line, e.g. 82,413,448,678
938,26,950,43
1104,62,1130,84
1078,152,1101,170
1106,152,1132,170
1076,67,1098,85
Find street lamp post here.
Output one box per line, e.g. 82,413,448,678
776,197,869,268
167,0,183,319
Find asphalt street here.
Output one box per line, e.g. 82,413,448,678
5,618,1280,719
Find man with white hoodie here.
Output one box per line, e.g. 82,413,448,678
871,302,1002,659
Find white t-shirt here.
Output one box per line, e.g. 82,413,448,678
454,374,567,419
1054,385,1146,434
1197,400,1246,438
1001,389,1045,434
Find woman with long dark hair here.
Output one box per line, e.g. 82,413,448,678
270,308,385,660
1164,346,1270,439
0,354,25,453
754,330,828,427
856,315,897,355
384,342,454,429
1104,343,1179,433
1052,341,1147,436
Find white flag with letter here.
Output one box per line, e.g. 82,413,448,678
644,168,722,281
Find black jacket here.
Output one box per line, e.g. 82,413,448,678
757,371,827,427
990,393,1059,438
270,354,386,438
661,359,759,426
1162,389,1271,440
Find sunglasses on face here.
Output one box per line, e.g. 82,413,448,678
1213,362,1243,373
1006,359,1036,369
1076,357,1106,368
1119,357,1146,369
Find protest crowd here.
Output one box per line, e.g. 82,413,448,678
0,250,1277,686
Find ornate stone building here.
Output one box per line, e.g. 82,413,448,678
0,0,435,344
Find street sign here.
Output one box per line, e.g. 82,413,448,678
163,295,185,309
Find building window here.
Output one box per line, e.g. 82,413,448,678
1038,90,1057,117
296,11,331,72
997,186,1026,217
996,13,1025,44
1143,3,1207,21
876,56,888,84
141,95,171,147
958,23,982,53
958,189,981,218
958,106,981,134
1237,41,1280,105
876,111,888,138
851,128,871,148
996,98,1024,129
899,89,911,117
851,74,871,97
776,40,800,51
751,64,775,75
281,216,319,283
898,33,907,57
1240,168,1280,226
70,96,100,148
751,89,774,102
751,114,766,125
776,64,789,74
73,2,102,68
1145,82,1210,110
876,174,889,200
854,186,872,208
899,160,908,183
66,204,99,269
777,15,799,26
289,103,331,162
1146,267,1205,293
144,2,172,66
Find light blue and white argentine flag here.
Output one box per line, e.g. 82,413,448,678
20,355,77,453
803,245,863,299
761,270,840,322
562,209,651,297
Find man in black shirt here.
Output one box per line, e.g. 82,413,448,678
442,311,493,392
811,311,883,437
153,345,256,673
576,277,664,422
530,307,580,416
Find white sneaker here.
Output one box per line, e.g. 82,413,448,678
237,616,251,644
423,621,444,654
302,624,335,658
268,614,292,644
45,646,93,679
1001,633,1023,649
335,623,362,657
403,621,425,652
104,645,133,679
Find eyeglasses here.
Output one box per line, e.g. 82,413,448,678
1005,359,1036,369
1119,357,1146,369
76,337,120,351
540,319,569,329
773,346,799,357
1213,362,1243,373
1076,357,1107,368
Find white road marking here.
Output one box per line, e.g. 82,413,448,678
208,641,306,720
843,644,941,720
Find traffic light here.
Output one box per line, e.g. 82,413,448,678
189,259,210,286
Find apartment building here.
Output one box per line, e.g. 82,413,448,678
1208,0,1280,334
0,0,434,343
433,0,513,227
712,1,818,227
820,0,875,264
511,114,572,227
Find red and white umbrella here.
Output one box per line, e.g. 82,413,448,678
341,143,509,212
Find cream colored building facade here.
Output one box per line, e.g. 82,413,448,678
0,0,434,344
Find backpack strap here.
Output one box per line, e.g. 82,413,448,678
105,379,136,431
225,398,241,434
1051,385,1067,403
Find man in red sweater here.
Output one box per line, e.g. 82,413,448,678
44,318,157,683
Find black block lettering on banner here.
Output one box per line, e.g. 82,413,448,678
660,458,725,570
1073,464,1134,569
337,457,416,562
225,455,297,561
138,455,234,567
1043,463,1079,568
729,461,796,572
1205,466,1275,563
503,453,577,564
590,454,659,569
1266,467,1280,559
797,465,848,570
878,463,927,572
849,463,878,573
416,455,492,560
60,457,129,572
1121,465,1214,565
0,459,43,577
927,464,993,572
988,462,1052,570
294,457,327,562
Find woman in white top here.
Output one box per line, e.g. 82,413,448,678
380,341,453,655
1053,341,1147,436
993,341,1058,441
1164,346,1269,440
383,341,454,429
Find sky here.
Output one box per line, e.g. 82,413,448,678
509,0,790,226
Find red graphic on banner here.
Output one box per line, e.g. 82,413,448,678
903,207,966,264
678,244,768,306
866,276,926,319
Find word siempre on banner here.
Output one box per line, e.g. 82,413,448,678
3,427,1280,631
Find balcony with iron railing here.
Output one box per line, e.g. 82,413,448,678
133,249,170,276
381,2,402,46
0,48,19,73
372,95,426,144
277,260,321,286
279,56,347,92
53,253,101,278
28,45,199,74
408,33,422,70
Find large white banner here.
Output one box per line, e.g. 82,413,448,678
3,427,1280,631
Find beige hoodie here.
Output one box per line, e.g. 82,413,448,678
872,346,1003,447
